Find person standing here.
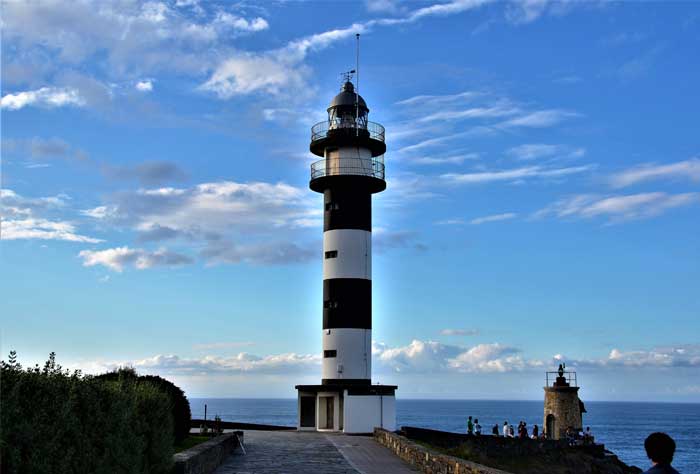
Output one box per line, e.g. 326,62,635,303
474,419,482,435
509,424,515,438
467,416,474,435
492,424,499,436
532,424,539,439
503,421,509,437
643,432,680,474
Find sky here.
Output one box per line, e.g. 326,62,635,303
1,0,699,402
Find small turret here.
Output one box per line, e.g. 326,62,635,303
543,364,586,439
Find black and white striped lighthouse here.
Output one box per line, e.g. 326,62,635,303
296,65,397,433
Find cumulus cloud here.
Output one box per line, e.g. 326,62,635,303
1,87,85,110
373,340,540,374
79,341,700,379
609,158,700,188
1,189,102,243
470,212,517,225
533,192,700,223
442,165,593,185
564,345,700,369
3,218,103,243
78,246,193,272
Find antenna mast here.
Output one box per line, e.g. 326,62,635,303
355,33,360,137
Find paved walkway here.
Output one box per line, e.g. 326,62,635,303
214,430,418,474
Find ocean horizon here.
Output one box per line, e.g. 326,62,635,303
189,398,700,473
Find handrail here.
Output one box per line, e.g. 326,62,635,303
310,156,385,181
311,120,385,143
546,371,578,387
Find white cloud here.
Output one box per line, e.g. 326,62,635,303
77,341,700,379
135,80,153,92
78,246,193,272
418,104,521,123
470,212,517,225
534,192,700,223
566,345,700,369
1,87,85,110
373,340,540,374
442,165,593,185
435,218,466,225
1,189,102,243
410,153,480,165
499,109,580,128
3,218,103,243
507,144,585,161
395,91,481,107
440,328,479,336
214,12,268,32
609,158,700,188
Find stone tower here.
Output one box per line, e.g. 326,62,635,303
543,364,585,439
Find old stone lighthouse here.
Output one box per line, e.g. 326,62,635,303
295,71,397,433
543,363,585,439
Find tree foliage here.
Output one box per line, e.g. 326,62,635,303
0,352,177,474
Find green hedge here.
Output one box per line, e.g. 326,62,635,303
1,352,175,474
96,370,191,443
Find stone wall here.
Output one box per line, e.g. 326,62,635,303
544,387,582,439
172,431,243,474
374,428,514,474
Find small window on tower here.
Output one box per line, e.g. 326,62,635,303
325,202,340,211
324,350,337,358
323,300,338,309
325,250,338,259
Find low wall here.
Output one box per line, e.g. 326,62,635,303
374,428,513,474
400,426,605,458
172,431,243,474
191,419,295,431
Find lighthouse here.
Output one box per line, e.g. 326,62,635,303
295,68,397,434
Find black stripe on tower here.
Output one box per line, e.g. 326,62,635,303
322,279,371,329
324,187,371,232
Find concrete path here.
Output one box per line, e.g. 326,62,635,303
328,435,419,474
214,430,418,474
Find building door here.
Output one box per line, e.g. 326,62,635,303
325,397,334,429
300,396,316,428
546,414,556,439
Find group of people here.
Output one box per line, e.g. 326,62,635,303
466,417,544,439
498,420,544,439
466,417,680,473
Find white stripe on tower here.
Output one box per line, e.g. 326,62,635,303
323,229,371,280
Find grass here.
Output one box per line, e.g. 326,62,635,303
174,435,212,453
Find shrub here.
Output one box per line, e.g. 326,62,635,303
96,369,191,443
0,352,175,474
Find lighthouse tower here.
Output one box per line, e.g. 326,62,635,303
295,72,397,434
543,364,585,440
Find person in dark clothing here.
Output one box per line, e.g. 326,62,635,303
643,432,680,474
492,424,499,436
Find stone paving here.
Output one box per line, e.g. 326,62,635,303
214,430,418,474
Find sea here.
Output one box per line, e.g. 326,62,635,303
189,398,699,473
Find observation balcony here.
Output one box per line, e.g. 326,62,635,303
546,371,578,388
309,155,386,194
309,119,386,158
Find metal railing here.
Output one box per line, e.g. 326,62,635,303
310,156,385,181
311,120,385,143
546,371,578,387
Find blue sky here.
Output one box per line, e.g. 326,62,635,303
2,0,699,402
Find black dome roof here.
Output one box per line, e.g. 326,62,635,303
329,81,368,112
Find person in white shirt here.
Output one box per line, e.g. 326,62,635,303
503,421,509,437
474,419,482,435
